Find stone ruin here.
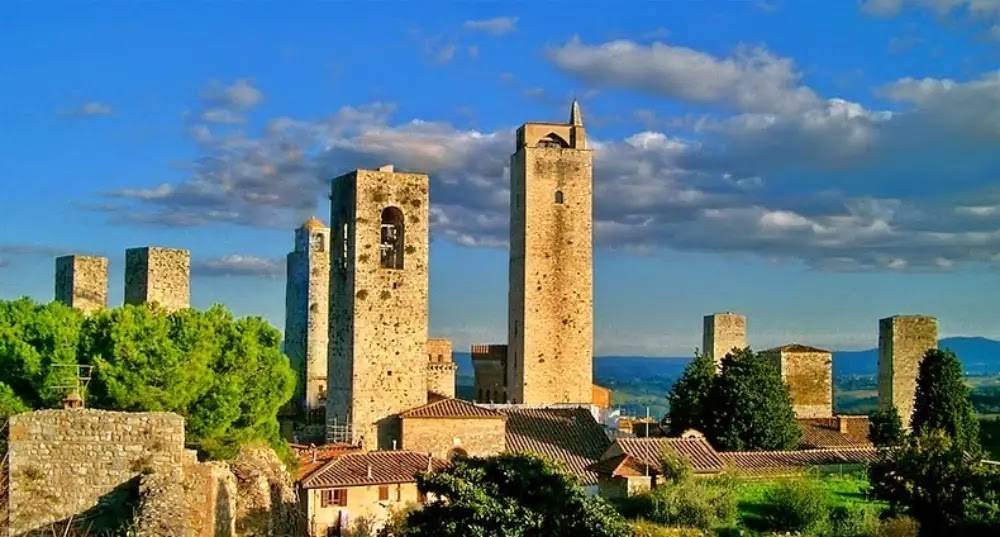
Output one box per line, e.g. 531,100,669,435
1,408,302,537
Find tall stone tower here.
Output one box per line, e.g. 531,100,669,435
507,100,594,405
54,255,108,313
762,344,833,418
327,165,430,450
878,315,938,425
124,247,190,312
703,312,747,369
284,217,331,418
426,338,457,398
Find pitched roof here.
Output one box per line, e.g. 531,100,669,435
615,437,726,474
721,448,878,474
501,407,611,486
300,450,449,489
291,443,361,481
587,453,659,478
400,398,506,419
765,343,831,353
798,417,872,449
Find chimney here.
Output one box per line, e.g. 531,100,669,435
392,439,397,450
367,464,373,479
426,453,432,472
838,416,850,434
62,391,83,410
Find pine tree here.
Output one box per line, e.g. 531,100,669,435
910,348,981,454
666,349,716,435
705,348,801,451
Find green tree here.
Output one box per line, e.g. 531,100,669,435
402,452,630,537
0,383,28,419
704,348,801,451
0,298,84,407
869,405,905,447
666,349,715,435
910,348,981,454
868,429,1000,533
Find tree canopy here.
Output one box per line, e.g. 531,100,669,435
910,348,981,454
401,452,630,537
704,348,801,451
0,298,295,460
665,349,715,436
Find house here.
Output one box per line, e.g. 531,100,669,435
298,450,448,536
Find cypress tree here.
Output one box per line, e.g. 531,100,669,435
910,348,981,454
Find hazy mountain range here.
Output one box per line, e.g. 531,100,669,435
454,337,1000,387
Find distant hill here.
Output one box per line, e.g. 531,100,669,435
833,336,1000,377
454,336,1000,387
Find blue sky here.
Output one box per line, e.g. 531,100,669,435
1,1,998,355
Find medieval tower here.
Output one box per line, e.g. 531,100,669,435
284,217,331,418
878,314,938,425
54,255,108,313
507,101,594,405
327,165,430,450
703,312,747,369
123,246,190,312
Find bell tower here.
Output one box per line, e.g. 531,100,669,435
507,100,594,404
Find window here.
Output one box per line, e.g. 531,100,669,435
321,488,347,507
379,207,405,269
555,190,564,204
340,223,349,270
311,233,325,252
477,389,483,401
537,132,569,148
378,486,389,501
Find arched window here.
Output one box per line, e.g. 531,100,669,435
555,190,564,204
537,132,569,148
379,207,405,269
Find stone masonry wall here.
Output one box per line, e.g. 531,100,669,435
508,125,594,405
401,417,506,460
54,255,108,313
703,313,747,369
6,409,188,536
765,348,833,419
285,222,331,414
328,168,430,450
471,345,507,403
426,339,456,397
124,247,190,312
879,315,938,425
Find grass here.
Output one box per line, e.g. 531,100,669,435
728,470,881,530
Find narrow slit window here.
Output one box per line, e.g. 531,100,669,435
555,190,564,204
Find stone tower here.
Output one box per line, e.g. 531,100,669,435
762,344,833,418
507,100,594,405
426,339,457,398
471,344,508,403
703,312,747,369
878,315,938,425
327,165,430,450
124,247,190,312
54,255,108,313
284,217,331,418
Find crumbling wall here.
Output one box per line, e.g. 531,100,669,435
229,444,303,537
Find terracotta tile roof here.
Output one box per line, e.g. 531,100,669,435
300,450,449,489
615,437,726,474
587,453,659,478
798,417,872,449
721,448,878,474
400,398,506,419
501,407,611,486
291,443,361,482
765,343,831,353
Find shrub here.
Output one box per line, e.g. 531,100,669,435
761,480,831,533
658,447,692,485
828,504,880,537
632,480,737,531
876,515,920,537
629,520,705,537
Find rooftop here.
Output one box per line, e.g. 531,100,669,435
798,417,872,449
501,406,611,486
765,343,831,353
300,450,448,489
613,437,726,474
400,397,506,419
301,216,325,230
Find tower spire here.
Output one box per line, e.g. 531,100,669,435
569,99,583,127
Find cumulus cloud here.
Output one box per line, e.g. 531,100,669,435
192,255,284,278
546,37,821,114
461,17,518,35
60,101,115,118
193,79,264,125
94,63,1000,272
861,0,1000,39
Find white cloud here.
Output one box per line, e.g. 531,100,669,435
192,255,284,278
461,17,518,36
861,0,1000,39
61,101,115,118
547,37,821,114
200,79,263,110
